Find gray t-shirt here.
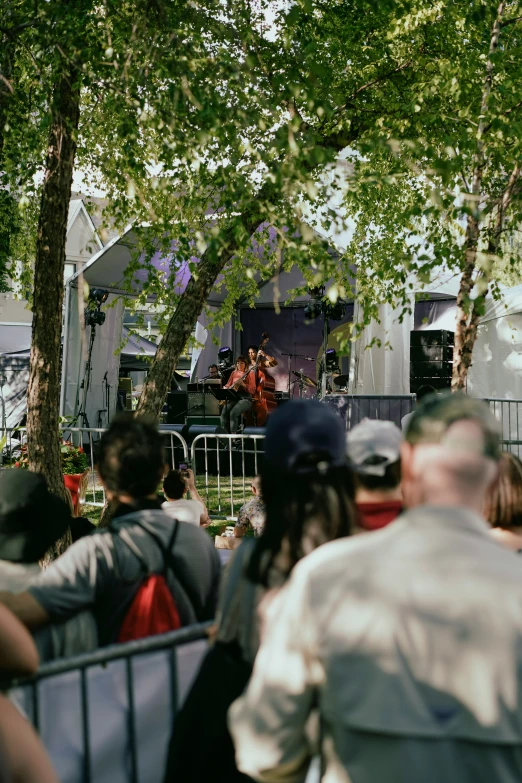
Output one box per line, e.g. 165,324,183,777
28,510,221,646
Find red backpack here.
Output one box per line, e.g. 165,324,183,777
117,519,182,644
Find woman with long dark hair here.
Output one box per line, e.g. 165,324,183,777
164,400,355,783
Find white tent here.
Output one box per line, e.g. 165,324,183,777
467,284,522,399
62,217,522,415
60,226,334,424
349,268,462,395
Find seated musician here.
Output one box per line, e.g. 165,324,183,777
220,356,256,433
207,364,220,380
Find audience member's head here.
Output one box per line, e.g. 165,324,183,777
251,476,262,497
248,400,354,586
0,471,70,562
163,469,186,501
484,451,522,529
97,414,164,502
402,392,500,511
415,384,437,403
346,419,402,498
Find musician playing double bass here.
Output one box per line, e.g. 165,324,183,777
220,356,256,434
248,343,278,425
247,344,278,371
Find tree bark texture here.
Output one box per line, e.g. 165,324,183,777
0,33,16,290
452,2,505,391
26,69,80,515
452,162,521,391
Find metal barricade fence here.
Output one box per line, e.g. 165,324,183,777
483,398,522,457
0,426,189,509
3,398,522,516
321,393,416,430
8,623,211,783
191,433,266,518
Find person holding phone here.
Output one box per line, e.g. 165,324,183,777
162,468,211,527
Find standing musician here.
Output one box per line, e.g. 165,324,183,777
247,343,278,425
220,356,256,433
247,344,278,371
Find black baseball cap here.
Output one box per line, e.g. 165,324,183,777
0,471,72,562
264,400,346,474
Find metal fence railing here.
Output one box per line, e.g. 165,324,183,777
0,426,189,508
2,397,522,517
191,432,266,518
483,398,522,457
8,623,211,783
321,394,416,430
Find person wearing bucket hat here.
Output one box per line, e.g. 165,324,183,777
0,471,71,591
346,418,403,531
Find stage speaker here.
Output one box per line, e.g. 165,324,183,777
167,391,188,424
410,330,454,393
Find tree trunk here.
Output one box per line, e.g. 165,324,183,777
97,201,268,529
136,202,268,419
452,2,505,392
0,33,16,291
26,68,80,522
452,162,521,391
451,217,481,392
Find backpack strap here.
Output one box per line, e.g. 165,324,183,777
118,517,179,575
119,516,202,616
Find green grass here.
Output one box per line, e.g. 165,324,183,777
81,475,256,530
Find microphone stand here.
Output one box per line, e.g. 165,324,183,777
280,352,316,396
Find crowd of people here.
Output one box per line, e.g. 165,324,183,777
1,392,522,780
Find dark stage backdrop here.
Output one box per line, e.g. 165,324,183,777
240,305,354,396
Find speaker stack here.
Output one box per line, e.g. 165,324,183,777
410,330,454,393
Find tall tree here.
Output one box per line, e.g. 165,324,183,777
338,1,522,390
132,0,429,416
26,68,80,498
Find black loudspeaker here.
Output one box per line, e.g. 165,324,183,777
167,391,188,424
410,330,454,393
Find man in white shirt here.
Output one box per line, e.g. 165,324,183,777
230,393,522,783
162,468,210,527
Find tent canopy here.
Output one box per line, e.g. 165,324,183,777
68,222,345,306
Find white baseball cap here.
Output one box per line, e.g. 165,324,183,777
346,418,403,476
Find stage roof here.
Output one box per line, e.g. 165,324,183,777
66,222,346,307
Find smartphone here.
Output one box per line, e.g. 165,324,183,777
179,462,189,477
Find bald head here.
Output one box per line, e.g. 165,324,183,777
401,393,501,512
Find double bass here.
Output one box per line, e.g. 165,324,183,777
251,333,277,426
